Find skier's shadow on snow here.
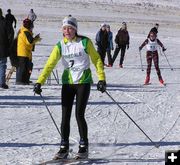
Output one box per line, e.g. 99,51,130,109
0,83,167,108
90,141,180,147
0,141,179,148
0,142,178,163
0,95,141,107
91,83,163,92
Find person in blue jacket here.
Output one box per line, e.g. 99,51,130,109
105,24,113,67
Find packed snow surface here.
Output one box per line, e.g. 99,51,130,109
0,0,180,164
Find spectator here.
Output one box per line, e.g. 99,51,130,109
112,22,129,68
5,9,17,45
16,18,41,85
95,23,108,65
0,8,9,89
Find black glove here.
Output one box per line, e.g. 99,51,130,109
139,47,142,51
162,47,167,52
33,83,42,95
97,80,106,93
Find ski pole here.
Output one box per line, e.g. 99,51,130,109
162,51,173,71
52,70,60,85
139,50,144,71
56,69,60,84
105,90,160,148
40,94,62,137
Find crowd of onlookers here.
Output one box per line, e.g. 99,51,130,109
0,8,41,89
0,8,167,89
96,22,129,68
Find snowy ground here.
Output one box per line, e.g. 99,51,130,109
0,0,180,165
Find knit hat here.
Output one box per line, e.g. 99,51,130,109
122,22,127,26
23,18,32,29
100,23,106,28
62,15,77,30
106,24,110,28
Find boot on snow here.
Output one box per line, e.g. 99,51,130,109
144,76,150,85
53,145,69,160
159,78,165,85
75,144,88,159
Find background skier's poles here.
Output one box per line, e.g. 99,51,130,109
139,50,144,71
162,51,173,71
105,90,159,148
159,47,173,71
40,94,62,137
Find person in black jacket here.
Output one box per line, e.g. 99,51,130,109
95,23,108,65
5,9,17,45
112,22,129,68
0,8,9,89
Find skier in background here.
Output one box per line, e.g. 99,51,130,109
33,15,106,159
112,22,129,68
95,23,108,65
139,31,166,85
0,8,9,89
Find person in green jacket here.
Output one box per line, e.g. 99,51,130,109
33,15,106,159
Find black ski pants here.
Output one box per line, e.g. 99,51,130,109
16,57,30,84
112,45,126,65
61,83,91,146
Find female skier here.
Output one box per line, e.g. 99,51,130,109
139,31,166,85
33,15,106,159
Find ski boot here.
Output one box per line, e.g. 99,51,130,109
119,64,123,68
53,140,69,160
75,144,88,159
144,76,150,85
107,64,112,67
53,145,69,160
159,78,165,85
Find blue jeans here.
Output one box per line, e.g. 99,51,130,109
0,57,7,85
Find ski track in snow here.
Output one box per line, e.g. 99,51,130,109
0,0,180,165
